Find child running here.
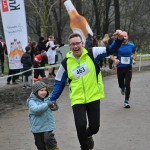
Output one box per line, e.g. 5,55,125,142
27,81,59,150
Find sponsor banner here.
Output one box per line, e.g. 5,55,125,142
0,0,28,69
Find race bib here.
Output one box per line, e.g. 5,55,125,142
121,57,130,64
71,62,90,79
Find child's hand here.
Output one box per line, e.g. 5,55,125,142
50,104,57,111
47,101,58,111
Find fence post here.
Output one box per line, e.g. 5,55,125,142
139,53,142,72
32,69,34,85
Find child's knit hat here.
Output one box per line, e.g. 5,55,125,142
32,81,47,94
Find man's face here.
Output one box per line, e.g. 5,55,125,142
122,32,128,44
69,36,83,57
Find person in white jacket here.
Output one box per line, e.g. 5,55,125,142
46,35,60,78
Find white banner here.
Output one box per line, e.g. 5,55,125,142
0,0,28,69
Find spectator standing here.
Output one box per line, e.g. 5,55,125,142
6,47,18,85
85,33,92,50
27,81,59,150
36,37,49,78
46,35,60,78
37,37,49,53
97,35,105,47
99,34,110,69
21,46,33,89
91,34,98,47
108,33,116,69
30,41,40,63
33,50,48,81
0,35,7,76
7,69,18,84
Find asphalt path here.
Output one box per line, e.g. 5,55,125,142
0,70,150,150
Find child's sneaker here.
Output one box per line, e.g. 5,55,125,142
124,100,130,108
88,136,94,150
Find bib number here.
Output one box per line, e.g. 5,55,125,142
71,63,90,79
121,57,130,64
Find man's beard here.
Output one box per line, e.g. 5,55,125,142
123,40,127,44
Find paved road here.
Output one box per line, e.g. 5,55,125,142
0,70,150,150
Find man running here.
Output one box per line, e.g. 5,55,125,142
110,31,137,108
49,30,124,149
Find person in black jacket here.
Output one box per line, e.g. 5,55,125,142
21,46,33,89
36,37,49,53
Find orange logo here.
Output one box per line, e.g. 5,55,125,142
2,0,9,12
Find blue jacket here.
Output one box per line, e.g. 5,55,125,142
27,93,59,133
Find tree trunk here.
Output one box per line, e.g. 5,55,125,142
93,0,101,34
114,0,120,30
103,0,111,35
75,0,83,15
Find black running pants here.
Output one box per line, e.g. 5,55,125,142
117,66,132,100
72,100,100,150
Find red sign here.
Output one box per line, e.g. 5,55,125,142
2,0,9,12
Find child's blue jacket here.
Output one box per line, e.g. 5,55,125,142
27,93,59,133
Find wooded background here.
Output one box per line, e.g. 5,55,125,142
0,0,150,53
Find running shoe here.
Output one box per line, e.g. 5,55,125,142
88,136,94,150
124,100,130,108
120,88,125,95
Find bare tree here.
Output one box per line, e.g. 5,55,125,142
114,0,120,30
23,0,150,53
103,0,112,35
74,0,83,15
28,0,57,39
92,0,102,35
